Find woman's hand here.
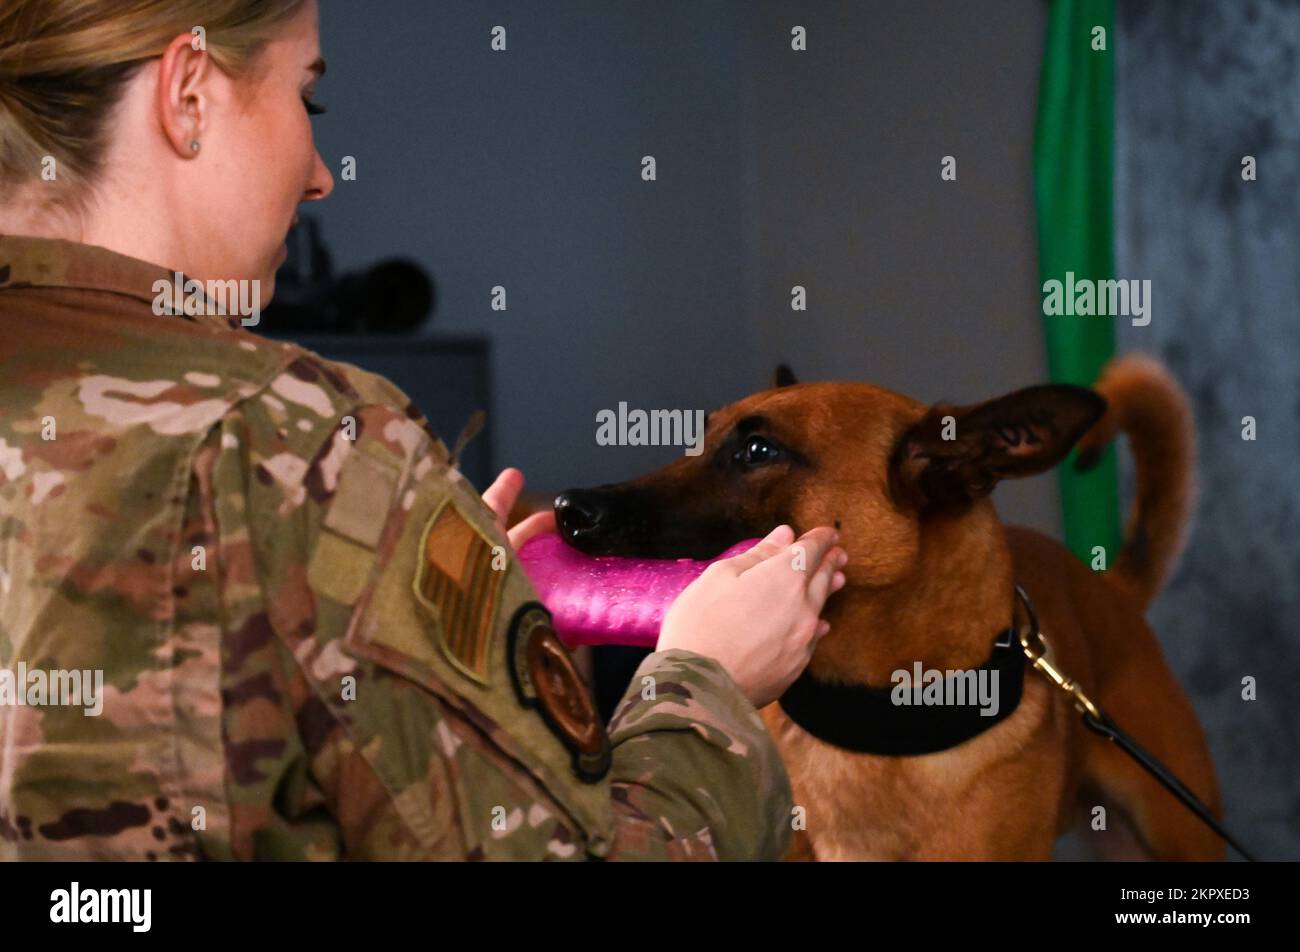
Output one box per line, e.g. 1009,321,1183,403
482,467,556,550
658,524,847,709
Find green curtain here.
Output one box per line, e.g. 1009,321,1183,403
1033,0,1121,565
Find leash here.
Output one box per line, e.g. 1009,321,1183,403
1012,585,1257,862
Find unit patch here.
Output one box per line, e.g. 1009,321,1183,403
507,603,611,783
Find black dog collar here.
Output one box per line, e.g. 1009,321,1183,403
778,621,1026,756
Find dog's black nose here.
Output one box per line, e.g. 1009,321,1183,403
554,490,606,541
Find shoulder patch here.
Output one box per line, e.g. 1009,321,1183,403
413,496,505,684
508,603,611,783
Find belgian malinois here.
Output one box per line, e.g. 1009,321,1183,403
555,355,1222,860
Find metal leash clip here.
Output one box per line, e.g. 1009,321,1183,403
1012,585,1101,721
1010,583,1256,861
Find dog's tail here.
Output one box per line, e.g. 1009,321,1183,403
1074,353,1197,608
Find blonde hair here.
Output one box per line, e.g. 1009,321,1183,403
0,0,306,201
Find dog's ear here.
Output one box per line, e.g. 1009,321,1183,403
773,364,798,388
890,385,1106,512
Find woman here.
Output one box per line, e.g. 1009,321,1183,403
0,0,846,860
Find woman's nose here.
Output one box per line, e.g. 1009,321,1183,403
303,149,335,202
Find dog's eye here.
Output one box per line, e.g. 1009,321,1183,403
735,435,781,467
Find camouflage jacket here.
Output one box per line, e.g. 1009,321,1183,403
0,235,792,861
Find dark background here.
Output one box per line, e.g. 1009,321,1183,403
283,0,1297,859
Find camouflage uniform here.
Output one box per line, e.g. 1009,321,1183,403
0,235,792,861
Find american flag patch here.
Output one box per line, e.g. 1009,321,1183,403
413,497,504,683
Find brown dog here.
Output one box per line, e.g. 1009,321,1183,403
555,354,1223,860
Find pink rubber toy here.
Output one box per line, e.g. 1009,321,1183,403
517,533,760,648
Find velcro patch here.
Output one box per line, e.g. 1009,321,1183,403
307,530,375,606
325,449,400,549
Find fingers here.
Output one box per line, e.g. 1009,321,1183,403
804,619,831,665
786,526,839,575
481,467,524,526
746,525,839,588
806,545,848,609
724,524,796,574
507,510,556,550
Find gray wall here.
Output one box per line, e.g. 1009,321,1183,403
311,0,758,492
310,0,1054,537
1116,0,1300,859
746,0,1055,534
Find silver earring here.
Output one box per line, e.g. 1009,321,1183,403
190,140,201,153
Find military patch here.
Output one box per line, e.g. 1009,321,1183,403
508,602,611,783
412,496,505,684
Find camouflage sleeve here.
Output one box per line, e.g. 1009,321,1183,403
199,359,791,860
201,386,629,860
195,404,467,859
603,649,794,861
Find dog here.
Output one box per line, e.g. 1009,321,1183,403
554,354,1223,860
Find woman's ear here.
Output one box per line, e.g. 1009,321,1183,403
155,31,215,159
889,384,1106,512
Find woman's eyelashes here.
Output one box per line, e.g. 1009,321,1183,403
302,94,327,116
